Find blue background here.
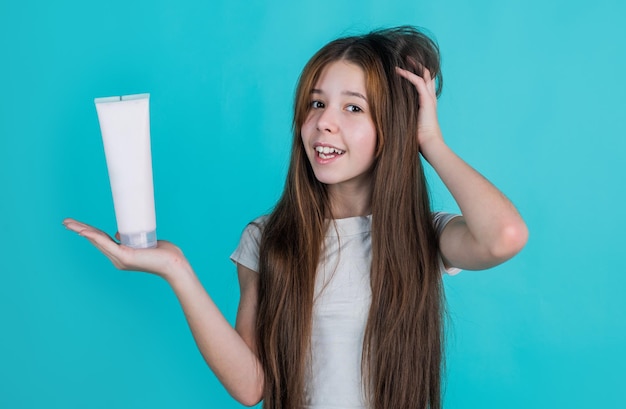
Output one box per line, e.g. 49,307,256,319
1,0,624,407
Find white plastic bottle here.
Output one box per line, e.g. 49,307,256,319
94,93,157,248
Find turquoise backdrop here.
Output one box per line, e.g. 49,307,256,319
1,0,624,407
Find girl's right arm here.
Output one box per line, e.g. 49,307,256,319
62,218,264,407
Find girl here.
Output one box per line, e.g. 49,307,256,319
64,26,528,409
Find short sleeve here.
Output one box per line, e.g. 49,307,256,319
432,212,462,276
230,217,267,273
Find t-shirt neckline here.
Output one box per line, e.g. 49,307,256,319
326,214,372,237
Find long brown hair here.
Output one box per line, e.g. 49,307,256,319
256,26,445,409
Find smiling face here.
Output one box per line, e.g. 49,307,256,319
301,60,378,199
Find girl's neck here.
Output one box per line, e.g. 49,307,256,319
328,185,372,219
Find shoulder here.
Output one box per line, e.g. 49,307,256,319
243,215,269,238
432,211,462,236
432,211,463,275
230,215,269,273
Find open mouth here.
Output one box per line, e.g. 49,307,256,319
315,146,345,159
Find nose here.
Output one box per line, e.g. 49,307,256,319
316,106,339,133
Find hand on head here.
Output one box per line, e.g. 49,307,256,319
395,66,443,153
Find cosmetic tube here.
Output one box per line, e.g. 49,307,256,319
94,93,157,248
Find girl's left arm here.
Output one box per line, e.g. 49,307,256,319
397,67,528,271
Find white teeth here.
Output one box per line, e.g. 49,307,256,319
315,146,345,156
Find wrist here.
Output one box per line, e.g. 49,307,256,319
162,256,195,285
419,136,448,163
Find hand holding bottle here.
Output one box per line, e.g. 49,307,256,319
63,218,189,280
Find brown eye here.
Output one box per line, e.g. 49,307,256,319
311,100,325,109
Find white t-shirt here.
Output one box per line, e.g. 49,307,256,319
230,212,460,409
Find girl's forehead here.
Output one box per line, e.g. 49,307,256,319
313,60,367,91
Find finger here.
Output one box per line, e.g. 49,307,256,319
78,229,134,269
395,66,425,86
65,222,103,240
64,219,122,255
396,67,431,98
421,68,437,95
63,219,114,239
422,67,432,83
63,218,97,232
64,220,93,236
63,218,84,232
76,226,119,250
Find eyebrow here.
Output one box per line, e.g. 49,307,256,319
310,89,368,101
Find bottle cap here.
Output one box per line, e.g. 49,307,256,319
119,230,157,249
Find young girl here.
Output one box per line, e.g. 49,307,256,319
64,26,527,409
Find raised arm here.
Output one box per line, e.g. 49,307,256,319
396,68,528,271
62,218,264,406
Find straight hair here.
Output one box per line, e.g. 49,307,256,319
256,26,445,409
